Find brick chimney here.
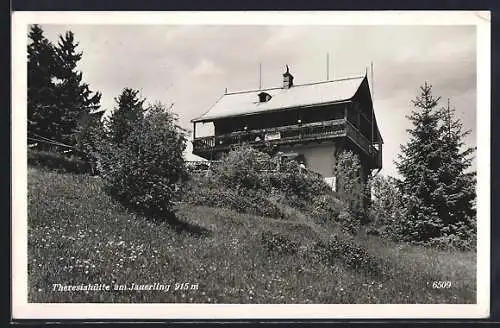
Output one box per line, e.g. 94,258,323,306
282,65,294,89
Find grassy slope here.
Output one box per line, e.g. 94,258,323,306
28,167,476,303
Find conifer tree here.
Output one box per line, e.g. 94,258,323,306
395,83,476,244
436,99,476,240
27,24,58,146
106,88,145,144
395,83,445,241
53,30,102,146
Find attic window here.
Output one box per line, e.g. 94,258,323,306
258,92,272,103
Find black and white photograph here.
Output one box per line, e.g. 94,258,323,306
12,11,490,319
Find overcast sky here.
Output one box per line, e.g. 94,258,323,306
40,24,477,178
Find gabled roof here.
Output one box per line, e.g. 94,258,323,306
192,75,366,122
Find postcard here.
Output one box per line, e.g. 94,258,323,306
12,10,490,319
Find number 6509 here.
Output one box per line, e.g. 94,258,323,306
432,281,452,288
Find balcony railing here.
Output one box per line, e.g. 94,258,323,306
193,119,345,152
345,120,382,169
193,118,382,169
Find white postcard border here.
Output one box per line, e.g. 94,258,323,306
11,10,491,319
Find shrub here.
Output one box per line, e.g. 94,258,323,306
425,218,477,251
310,194,342,222
193,146,333,218
210,145,331,198
74,112,106,174
427,235,475,251
308,194,359,234
261,231,299,256
368,175,407,241
28,149,91,174
337,209,361,234
268,159,331,205
313,235,381,276
210,145,275,191
182,176,286,219
99,102,188,219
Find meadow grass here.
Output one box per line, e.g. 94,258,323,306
27,167,476,303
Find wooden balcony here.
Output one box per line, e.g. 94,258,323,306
192,118,382,169
345,120,382,169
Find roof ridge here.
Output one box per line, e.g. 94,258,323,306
226,86,281,95
225,75,365,95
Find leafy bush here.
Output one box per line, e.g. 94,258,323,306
184,146,366,236
423,218,476,251
368,175,407,240
261,231,299,256
308,194,360,234
182,176,286,219
28,149,91,174
337,210,361,234
427,235,475,251
74,113,106,175
188,145,333,219
99,102,188,219
210,145,331,198
309,194,342,222
268,159,331,205
313,235,381,276
210,145,275,191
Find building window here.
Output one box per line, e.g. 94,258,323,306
258,92,272,103
324,176,336,191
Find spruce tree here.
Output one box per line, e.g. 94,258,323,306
436,100,476,241
27,24,58,147
53,30,101,146
395,82,445,241
106,88,145,144
396,83,477,245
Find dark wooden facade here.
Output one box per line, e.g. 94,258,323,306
192,74,383,179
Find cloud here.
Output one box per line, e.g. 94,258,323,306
191,59,224,76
